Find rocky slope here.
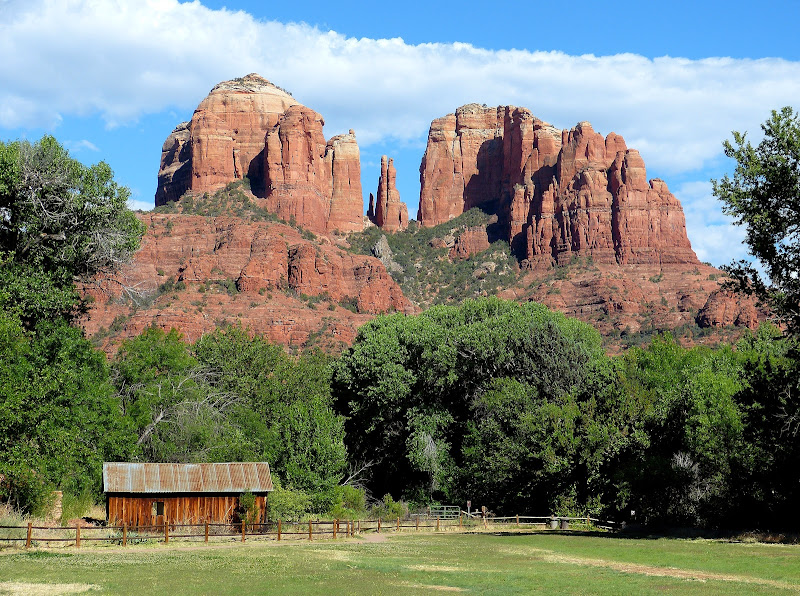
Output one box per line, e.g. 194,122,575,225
82,205,411,353
418,105,696,268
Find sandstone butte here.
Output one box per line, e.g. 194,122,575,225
84,83,763,354
156,74,366,234
418,104,698,268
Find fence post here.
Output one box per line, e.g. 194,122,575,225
309,520,313,541
277,520,281,542
241,520,246,543
516,514,519,528
436,517,440,531
164,522,169,544
204,522,209,543
333,519,338,539
123,523,128,547
75,523,81,548
377,518,381,533
416,517,419,531
26,522,32,549
459,513,462,530
397,517,400,532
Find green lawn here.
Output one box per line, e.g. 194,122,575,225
1,531,799,595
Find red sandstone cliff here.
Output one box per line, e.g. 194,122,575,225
156,74,364,234
81,213,411,352
418,105,698,268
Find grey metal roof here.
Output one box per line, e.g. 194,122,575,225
103,462,273,494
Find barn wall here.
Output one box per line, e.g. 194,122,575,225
107,493,268,527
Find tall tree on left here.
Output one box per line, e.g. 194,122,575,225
0,136,145,514
0,135,145,325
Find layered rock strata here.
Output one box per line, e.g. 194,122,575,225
418,104,698,268
368,156,409,232
156,74,364,234
81,213,411,352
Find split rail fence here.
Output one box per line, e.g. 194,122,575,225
0,514,615,549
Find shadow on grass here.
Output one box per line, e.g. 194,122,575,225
471,528,800,545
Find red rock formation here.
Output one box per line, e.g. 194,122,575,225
370,156,409,232
450,227,490,260
156,74,299,205
696,289,761,329
418,104,699,268
155,74,364,234
80,213,411,353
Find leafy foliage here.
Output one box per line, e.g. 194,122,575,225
713,107,800,333
0,136,145,282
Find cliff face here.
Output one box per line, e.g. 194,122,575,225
418,104,698,268
155,74,364,234
81,213,411,352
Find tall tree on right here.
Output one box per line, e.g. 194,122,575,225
713,107,800,334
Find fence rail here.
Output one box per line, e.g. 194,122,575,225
0,514,615,549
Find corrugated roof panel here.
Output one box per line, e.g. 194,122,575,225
160,465,176,493
216,463,233,492
103,463,272,493
242,463,257,490
255,463,273,491
143,464,158,492
187,465,203,491
229,464,245,491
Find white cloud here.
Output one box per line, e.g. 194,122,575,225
2,0,799,266
65,139,99,152
127,198,153,212
2,0,798,171
675,180,749,267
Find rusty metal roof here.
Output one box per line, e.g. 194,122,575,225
103,463,273,494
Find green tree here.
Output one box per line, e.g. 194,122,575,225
112,327,244,463
713,107,800,333
0,135,145,514
194,326,347,496
332,297,622,511
618,335,747,526
0,136,145,284
0,314,134,513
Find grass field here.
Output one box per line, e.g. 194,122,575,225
1,531,799,595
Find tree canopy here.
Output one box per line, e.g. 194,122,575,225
713,107,800,333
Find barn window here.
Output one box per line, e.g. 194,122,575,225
152,501,164,517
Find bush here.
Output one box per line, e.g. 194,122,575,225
239,491,258,524
328,485,367,520
369,494,408,520
267,484,312,521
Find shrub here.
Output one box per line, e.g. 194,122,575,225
369,494,408,520
267,484,312,521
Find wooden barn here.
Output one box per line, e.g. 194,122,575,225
103,462,273,527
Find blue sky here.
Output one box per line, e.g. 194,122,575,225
2,0,799,267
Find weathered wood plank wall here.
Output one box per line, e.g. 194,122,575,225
107,493,267,527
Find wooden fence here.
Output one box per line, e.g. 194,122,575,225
0,514,615,549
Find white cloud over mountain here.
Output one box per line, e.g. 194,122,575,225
2,0,798,265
